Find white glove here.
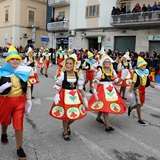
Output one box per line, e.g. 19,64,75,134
26,61,31,65
154,85,160,90
92,89,98,100
84,66,89,69
78,85,83,90
113,78,119,83
127,92,134,100
0,82,12,93
83,97,88,108
121,69,129,80
25,100,32,113
54,94,60,105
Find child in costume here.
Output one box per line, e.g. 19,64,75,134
87,55,127,131
37,47,45,75
0,45,32,160
43,48,51,78
117,52,133,99
95,46,105,65
56,46,65,68
82,51,97,93
49,54,88,141
22,47,39,99
127,56,160,125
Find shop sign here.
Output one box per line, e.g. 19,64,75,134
148,35,160,41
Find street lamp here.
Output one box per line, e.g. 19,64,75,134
32,24,36,48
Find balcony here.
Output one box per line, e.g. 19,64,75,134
110,11,160,29
26,21,40,28
48,0,70,8
47,21,69,31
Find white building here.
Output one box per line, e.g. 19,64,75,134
47,0,160,53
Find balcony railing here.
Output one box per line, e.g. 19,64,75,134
47,21,69,31
48,0,70,7
110,11,160,28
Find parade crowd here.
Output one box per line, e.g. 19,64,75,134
0,44,160,160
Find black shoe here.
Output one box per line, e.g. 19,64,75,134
138,120,146,126
17,147,26,160
128,106,131,116
31,96,35,99
105,127,114,132
1,134,8,145
62,133,70,141
40,70,43,75
45,74,48,78
89,90,93,94
96,118,104,124
67,127,71,135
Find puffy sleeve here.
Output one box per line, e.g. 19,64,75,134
77,70,84,90
117,62,123,71
129,63,132,70
113,69,118,78
53,71,64,90
93,68,102,83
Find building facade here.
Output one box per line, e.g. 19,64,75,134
47,0,160,53
0,0,48,47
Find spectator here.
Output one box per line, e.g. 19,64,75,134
132,3,141,22
157,2,160,18
147,4,153,20
152,1,158,20
111,7,117,23
121,5,126,22
50,16,54,22
141,4,148,21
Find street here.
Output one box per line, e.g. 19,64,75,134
0,58,160,160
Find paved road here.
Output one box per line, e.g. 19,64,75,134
0,58,160,160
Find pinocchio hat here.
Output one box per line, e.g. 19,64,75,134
88,51,93,58
5,45,22,62
137,56,147,68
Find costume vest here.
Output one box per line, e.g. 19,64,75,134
62,71,78,90
134,72,150,89
121,61,130,69
0,77,27,95
98,66,113,82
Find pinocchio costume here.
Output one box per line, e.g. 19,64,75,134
132,57,150,104
56,46,65,68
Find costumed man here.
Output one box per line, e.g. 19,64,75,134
49,54,87,141
43,48,51,78
37,47,45,75
22,47,39,99
117,52,133,100
0,45,32,160
56,46,65,68
82,51,97,93
87,55,127,131
127,56,160,125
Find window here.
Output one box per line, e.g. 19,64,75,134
126,2,131,12
29,10,35,22
86,5,99,18
59,11,65,18
5,8,9,22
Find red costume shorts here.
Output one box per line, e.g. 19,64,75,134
0,95,26,130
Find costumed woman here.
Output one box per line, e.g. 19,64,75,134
22,47,39,99
87,55,127,131
117,52,133,100
49,54,88,141
43,48,51,78
0,45,32,160
82,51,97,93
127,56,160,125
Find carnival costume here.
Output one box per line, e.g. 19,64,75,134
56,46,65,68
49,54,87,121
87,55,126,114
37,47,45,74
43,48,51,77
0,45,32,160
117,52,133,86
